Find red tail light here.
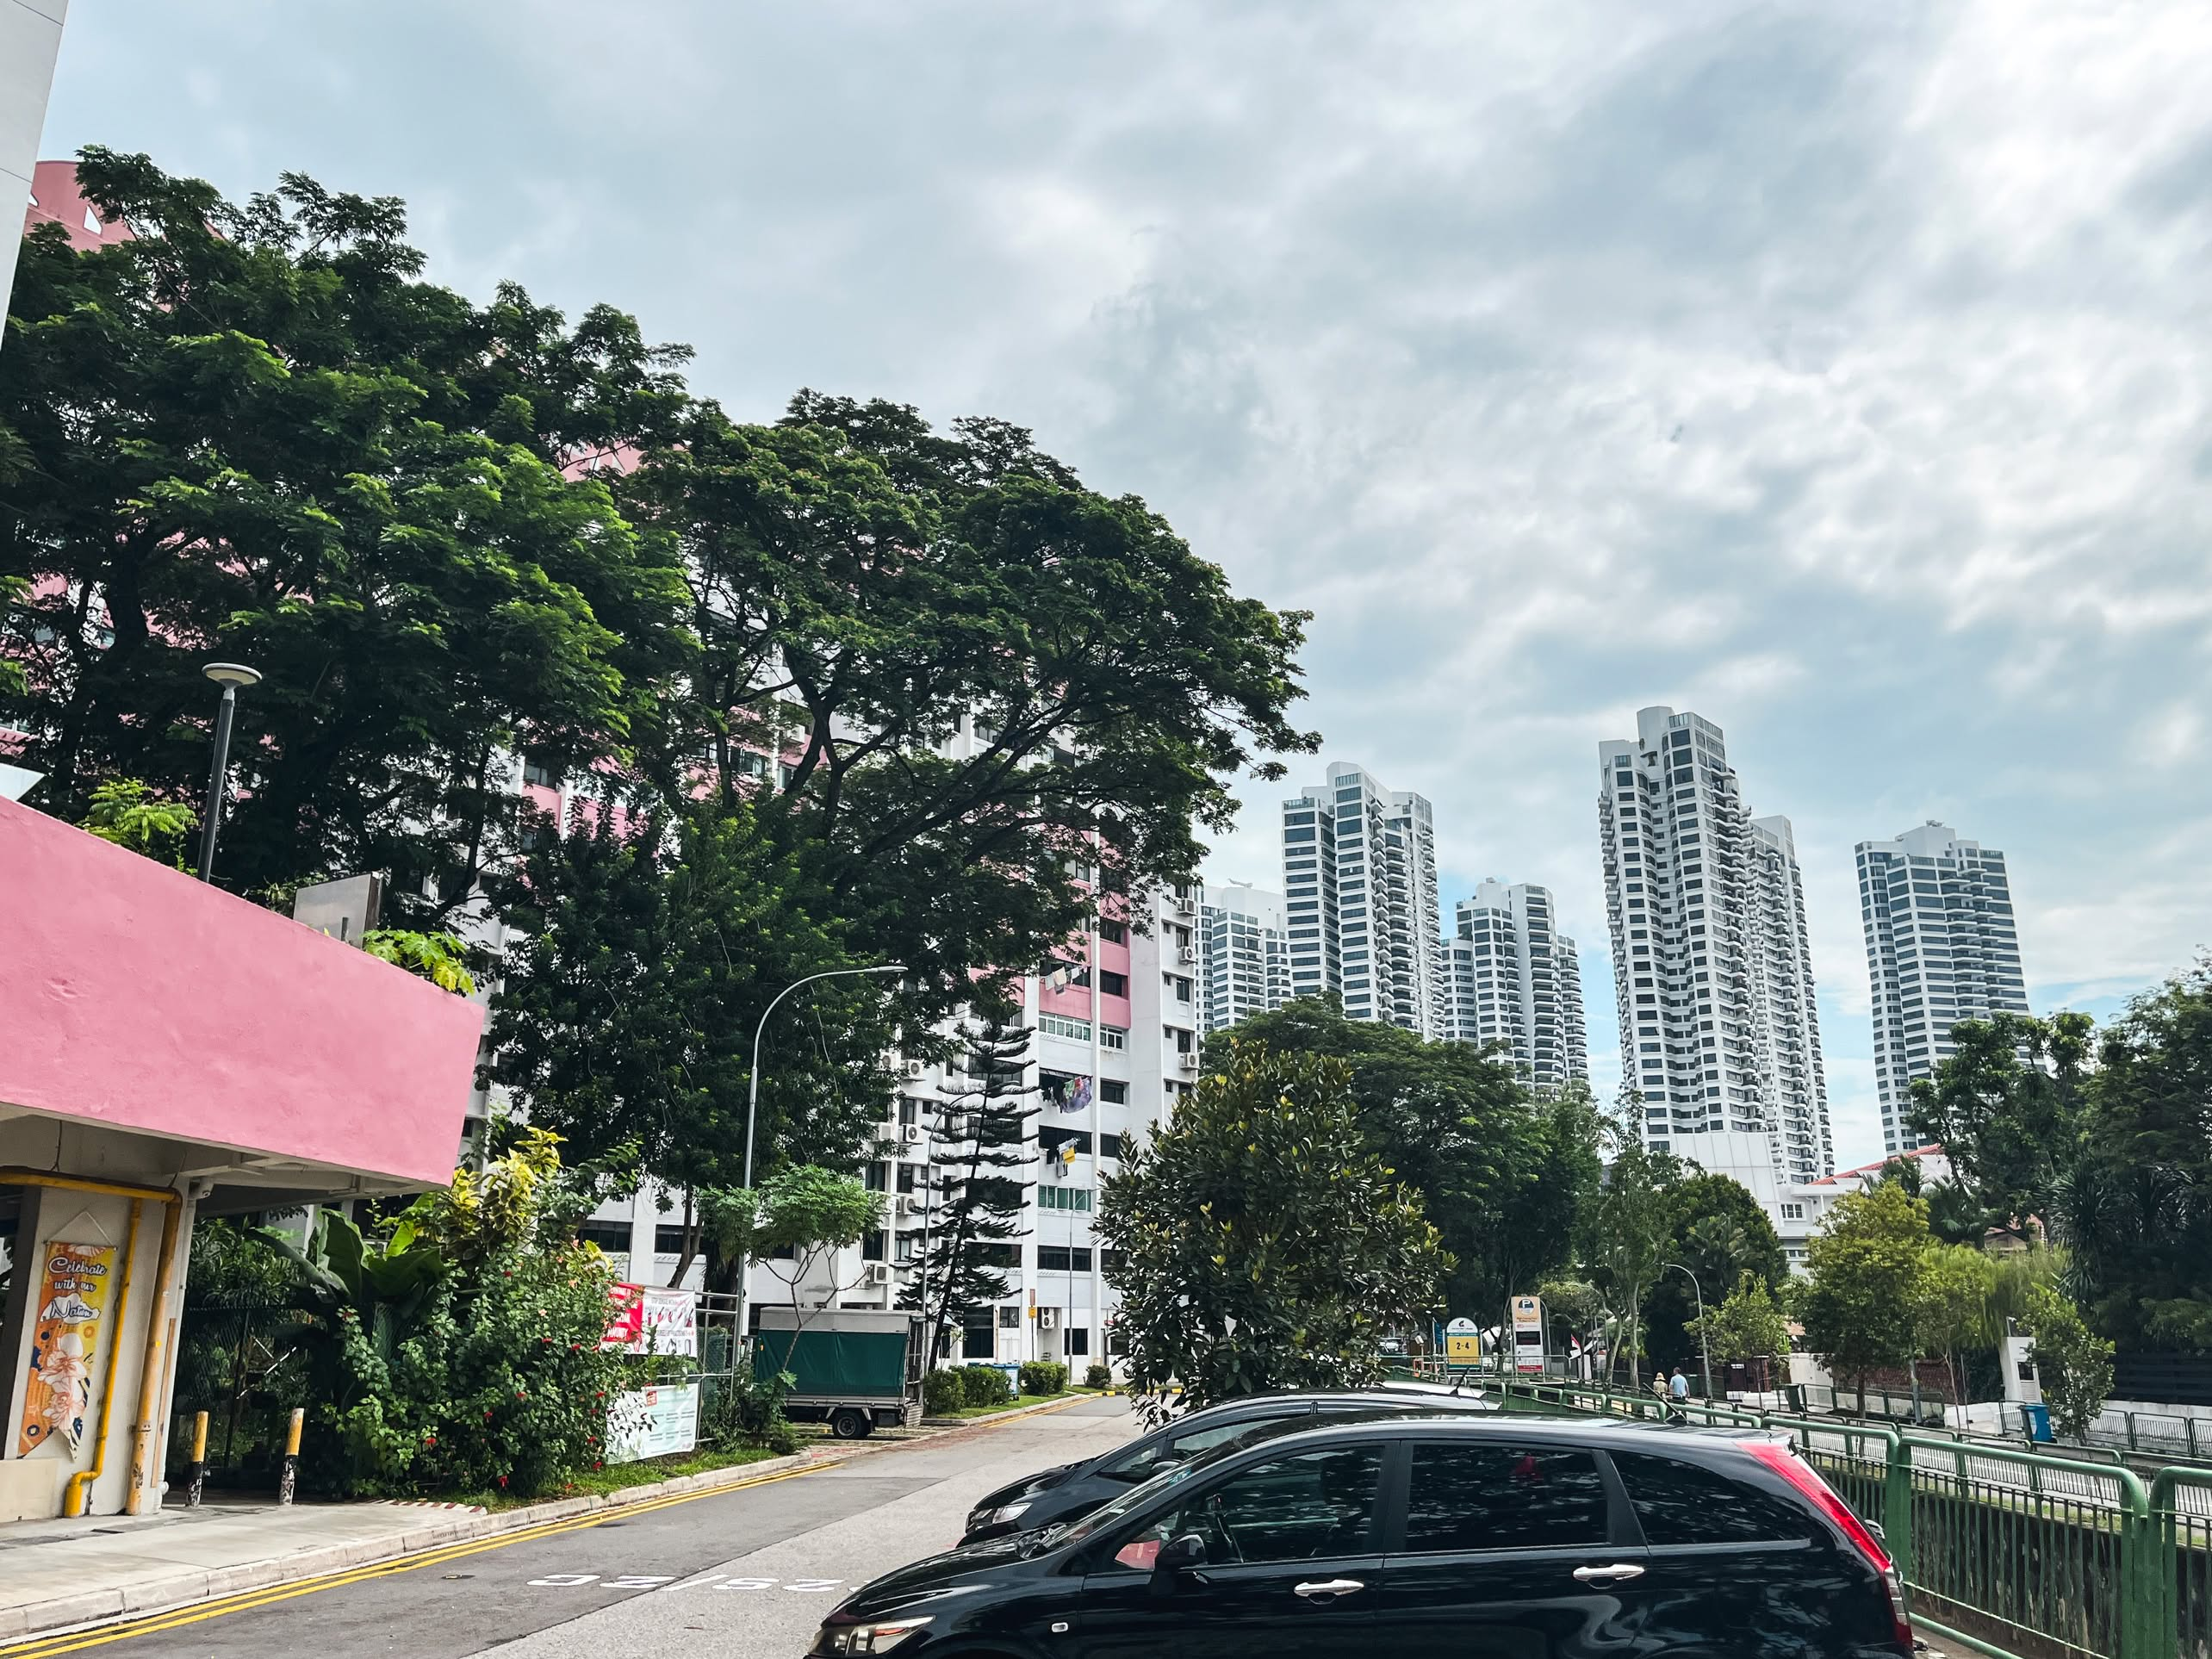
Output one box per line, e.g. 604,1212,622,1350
1747,1439,1912,1650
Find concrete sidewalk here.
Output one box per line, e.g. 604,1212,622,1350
0,1393,1093,1643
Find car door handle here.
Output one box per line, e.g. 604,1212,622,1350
1295,1578,1367,1600
1572,1563,1647,1584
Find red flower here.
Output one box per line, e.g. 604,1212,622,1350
423,1435,437,1447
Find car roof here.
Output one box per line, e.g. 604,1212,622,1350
1177,1385,1497,1415
1213,1412,1778,1460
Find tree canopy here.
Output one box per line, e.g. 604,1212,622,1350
1097,1041,1449,1414
2,149,694,914
1796,1181,1933,1384
1907,1012,2091,1243
1204,996,1600,1322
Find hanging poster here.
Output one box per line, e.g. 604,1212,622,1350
601,1284,698,1356
16,1240,118,1457
606,1383,699,1463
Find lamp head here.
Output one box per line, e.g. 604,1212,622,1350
203,662,263,689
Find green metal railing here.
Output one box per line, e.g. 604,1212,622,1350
2153,1469,2212,1659
1496,1380,2196,1658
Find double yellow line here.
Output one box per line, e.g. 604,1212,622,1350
0,1463,824,1657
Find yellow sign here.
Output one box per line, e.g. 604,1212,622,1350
1444,1316,1482,1363
16,1240,118,1457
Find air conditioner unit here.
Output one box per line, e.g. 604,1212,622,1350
901,1124,923,1144
860,1262,892,1287
894,1195,916,1218
1039,1308,1060,1331
1177,1052,1201,1072
903,1059,928,1079
1174,896,1197,916
1177,945,1198,965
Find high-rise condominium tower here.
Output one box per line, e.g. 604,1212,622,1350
1199,881,1292,1033
1598,707,1833,1190
1856,822,2029,1156
1281,761,1445,1035
1445,879,1589,1092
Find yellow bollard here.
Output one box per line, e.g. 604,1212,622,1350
185,1411,209,1507
278,1407,303,1505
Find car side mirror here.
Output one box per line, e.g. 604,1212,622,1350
1148,1533,1208,1595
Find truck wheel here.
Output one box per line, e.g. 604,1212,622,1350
831,1408,871,1439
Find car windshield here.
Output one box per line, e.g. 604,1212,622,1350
1096,1408,1305,1483
1060,1414,1333,1543
1055,1457,1208,1547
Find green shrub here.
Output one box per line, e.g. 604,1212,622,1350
923,1368,968,1416
960,1364,1013,1408
1084,1364,1113,1391
1019,1360,1068,1398
702,1368,798,1455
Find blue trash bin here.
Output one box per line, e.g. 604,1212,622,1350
2022,1402,2053,1442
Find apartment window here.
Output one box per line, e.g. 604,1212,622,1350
1037,1246,1095,1272
1039,1013,1091,1041
522,756,564,790
1099,1025,1128,1050
1097,970,1128,997
1039,1185,1094,1213
1100,1079,1129,1104
1097,920,1128,945
577,1220,632,1253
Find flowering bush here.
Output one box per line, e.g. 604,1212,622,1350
273,1133,628,1498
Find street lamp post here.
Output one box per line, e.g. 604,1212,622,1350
733,965,907,1354
196,663,262,882
1662,1261,1714,1403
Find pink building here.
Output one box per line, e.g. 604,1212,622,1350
0,798,482,1520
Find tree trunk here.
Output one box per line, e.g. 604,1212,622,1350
666,1191,696,1288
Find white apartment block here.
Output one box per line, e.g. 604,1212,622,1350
1856,822,2029,1156
1,0,69,352
1598,707,1834,1196
1281,761,1446,1036
1199,881,1292,1034
1445,879,1589,1093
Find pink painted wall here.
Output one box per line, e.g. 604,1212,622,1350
0,798,482,1185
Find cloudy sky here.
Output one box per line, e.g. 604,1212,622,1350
41,1,2212,1164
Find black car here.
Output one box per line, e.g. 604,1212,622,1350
960,1385,1499,1545
813,1416,1913,1658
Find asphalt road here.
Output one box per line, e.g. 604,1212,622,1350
39,1397,1136,1659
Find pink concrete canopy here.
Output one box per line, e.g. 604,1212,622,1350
1,798,482,1185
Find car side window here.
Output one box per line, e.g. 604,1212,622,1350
1401,1443,1611,1554
1612,1451,1815,1545
1100,1445,1385,1571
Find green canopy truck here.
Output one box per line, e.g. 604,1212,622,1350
753,1308,925,1438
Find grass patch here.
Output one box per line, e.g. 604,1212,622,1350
448,1442,786,1510
929,1389,1088,1420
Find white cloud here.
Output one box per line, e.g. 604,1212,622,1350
40,0,2212,1162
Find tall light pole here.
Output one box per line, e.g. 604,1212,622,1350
734,965,906,1351
196,663,261,882
1663,1261,1713,1402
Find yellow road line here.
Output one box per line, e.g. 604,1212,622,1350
0,1463,824,1658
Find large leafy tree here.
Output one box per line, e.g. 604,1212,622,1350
1,150,695,912
488,795,900,1240
1641,1171,1788,1371
1797,1181,1934,1387
1203,996,1600,1323
1097,1041,1449,1415
617,393,1317,1026
1578,1108,1683,1389
2060,961,2212,1348
1906,1012,2092,1242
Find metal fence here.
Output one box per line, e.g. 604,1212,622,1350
1498,1380,2198,1659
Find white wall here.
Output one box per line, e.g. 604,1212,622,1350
0,0,69,346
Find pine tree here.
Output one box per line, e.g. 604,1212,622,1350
902,1017,1039,1362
